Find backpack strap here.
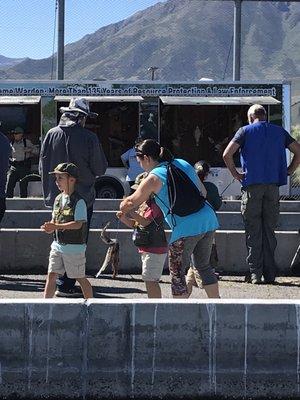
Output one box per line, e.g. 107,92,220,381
153,192,177,228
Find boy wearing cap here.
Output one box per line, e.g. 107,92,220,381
39,97,107,297
41,162,93,299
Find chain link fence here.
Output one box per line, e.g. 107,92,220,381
0,0,300,197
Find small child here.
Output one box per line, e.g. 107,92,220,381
117,172,168,298
187,161,222,297
41,162,93,299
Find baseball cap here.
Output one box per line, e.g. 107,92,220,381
12,126,24,134
59,97,98,118
49,163,79,179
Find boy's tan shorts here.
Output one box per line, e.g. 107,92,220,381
48,249,86,279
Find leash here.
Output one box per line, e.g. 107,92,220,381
114,217,120,240
220,178,236,196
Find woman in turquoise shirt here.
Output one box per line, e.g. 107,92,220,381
120,139,220,299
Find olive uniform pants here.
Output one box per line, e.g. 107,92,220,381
241,184,279,283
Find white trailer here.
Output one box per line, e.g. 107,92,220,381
0,80,291,198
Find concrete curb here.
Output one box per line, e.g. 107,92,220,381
0,299,299,399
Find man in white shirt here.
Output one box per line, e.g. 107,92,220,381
121,145,144,193
6,127,39,198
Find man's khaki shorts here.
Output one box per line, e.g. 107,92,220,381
48,249,86,279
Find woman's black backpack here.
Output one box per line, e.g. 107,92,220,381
155,161,206,220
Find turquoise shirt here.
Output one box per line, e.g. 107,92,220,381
51,195,87,254
151,159,219,244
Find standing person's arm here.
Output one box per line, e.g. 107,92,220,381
120,175,162,213
223,127,246,182
39,132,51,176
89,136,108,177
223,141,244,182
7,141,12,170
287,141,300,176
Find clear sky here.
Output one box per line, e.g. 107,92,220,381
1,0,162,59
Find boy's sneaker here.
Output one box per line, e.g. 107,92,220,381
55,287,82,298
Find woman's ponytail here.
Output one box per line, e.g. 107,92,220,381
135,139,173,162
159,146,173,162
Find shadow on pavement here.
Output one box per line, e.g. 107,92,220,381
0,277,44,292
221,276,300,287
91,274,144,283
93,286,146,295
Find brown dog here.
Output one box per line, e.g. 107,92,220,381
95,222,119,279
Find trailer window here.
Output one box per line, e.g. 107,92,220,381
56,100,140,167
0,104,41,145
160,103,249,167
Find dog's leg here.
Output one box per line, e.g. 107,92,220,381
95,246,113,278
111,242,120,279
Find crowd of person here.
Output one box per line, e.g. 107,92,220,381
1,98,300,299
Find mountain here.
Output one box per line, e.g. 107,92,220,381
0,0,299,81
0,55,25,70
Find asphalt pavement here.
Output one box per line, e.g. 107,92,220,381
0,273,299,299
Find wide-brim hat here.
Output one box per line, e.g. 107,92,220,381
49,162,79,179
131,172,148,190
60,97,98,118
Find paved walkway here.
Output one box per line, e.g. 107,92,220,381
0,274,299,299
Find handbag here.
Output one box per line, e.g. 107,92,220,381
132,226,151,247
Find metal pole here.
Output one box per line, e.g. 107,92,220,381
233,0,242,81
57,0,65,80
148,66,158,81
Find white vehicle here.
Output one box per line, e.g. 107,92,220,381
0,80,291,197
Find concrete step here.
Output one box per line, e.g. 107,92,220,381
1,210,120,229
2,210,300,231
5,198,121,211
0,228,298,274
222,199,300,212
6,198,300,212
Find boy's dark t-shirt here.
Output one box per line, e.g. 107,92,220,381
203,181,222,211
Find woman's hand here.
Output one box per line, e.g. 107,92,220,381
120,198,134,213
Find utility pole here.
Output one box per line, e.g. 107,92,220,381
233,0,242,81
148,66,159,81
231,0,299,81
57,0,65,80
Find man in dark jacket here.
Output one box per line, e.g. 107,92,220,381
0,128,11,224
39,98,107,296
